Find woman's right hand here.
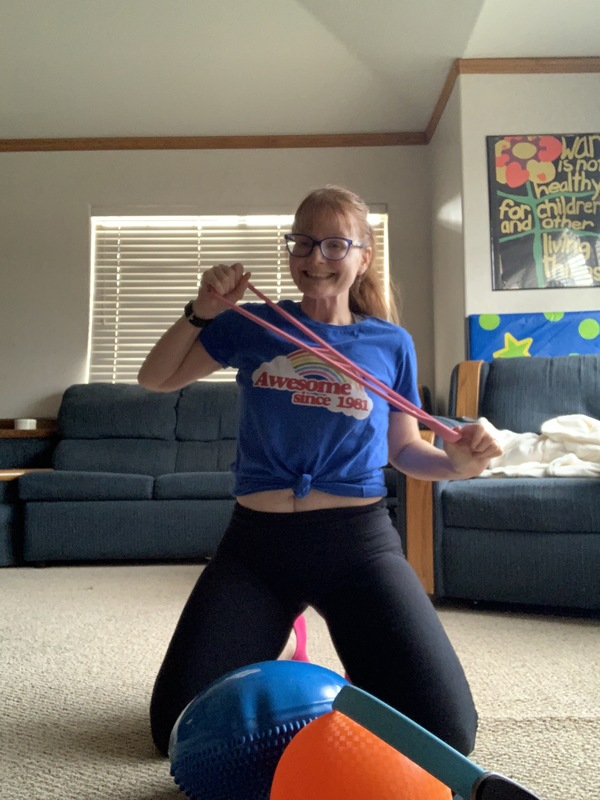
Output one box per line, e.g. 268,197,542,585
139,263,250,391
192,262,252,319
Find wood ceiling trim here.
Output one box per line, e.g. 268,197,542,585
0,131,426,152
425,56,600,142
458,56,600,75
1,58,599,152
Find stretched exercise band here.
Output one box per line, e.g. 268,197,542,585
215,283,460,443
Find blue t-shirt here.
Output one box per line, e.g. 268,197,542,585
200,301,421,499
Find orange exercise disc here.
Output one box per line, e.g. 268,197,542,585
271,710,451,800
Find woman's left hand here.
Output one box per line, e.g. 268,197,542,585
444,422,503,478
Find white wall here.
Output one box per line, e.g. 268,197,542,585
430,71,600,409
5,71,598,418
461,72,600,316
429,84,466,411
0,146,433,416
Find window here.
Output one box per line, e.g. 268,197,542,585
89,213,389,383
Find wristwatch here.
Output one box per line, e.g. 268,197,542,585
184,300,214,329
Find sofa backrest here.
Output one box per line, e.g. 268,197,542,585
57,383,179,439
477,354,600,433
174,382,238,472
175,382,238,441
52,382,239,475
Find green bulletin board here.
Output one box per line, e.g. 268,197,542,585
487,133,600,290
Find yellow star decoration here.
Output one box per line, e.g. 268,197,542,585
493,332,533,359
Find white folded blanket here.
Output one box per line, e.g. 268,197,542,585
478,414,600,477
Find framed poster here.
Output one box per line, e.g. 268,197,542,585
487,133,600,290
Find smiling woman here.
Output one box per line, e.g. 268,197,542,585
286,209,371,326
136,184,501,759
290,186,395,323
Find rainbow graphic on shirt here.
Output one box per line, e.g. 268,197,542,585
252,348,373,420
287,349,366,389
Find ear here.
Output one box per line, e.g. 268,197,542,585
360,246,372,270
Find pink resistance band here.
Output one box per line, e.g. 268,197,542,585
215,283,460,443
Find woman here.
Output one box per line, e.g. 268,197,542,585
138,185,501,756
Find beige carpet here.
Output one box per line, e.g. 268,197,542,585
1,564,598,800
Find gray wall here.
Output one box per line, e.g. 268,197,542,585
428,84,466,412
3,71,600,418
430,71,600,410
1,146,432,416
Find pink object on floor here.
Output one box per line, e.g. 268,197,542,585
292,615,310,662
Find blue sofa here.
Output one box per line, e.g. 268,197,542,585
4,382,239,565
1,381,402,566
0,426,58,565
399,355,600,611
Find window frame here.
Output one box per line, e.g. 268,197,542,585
88,212,389,383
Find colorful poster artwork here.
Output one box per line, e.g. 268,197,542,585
487,133,600,290
468,311,600,361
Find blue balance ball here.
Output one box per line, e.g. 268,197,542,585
169,660,348,800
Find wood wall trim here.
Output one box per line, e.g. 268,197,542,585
0,132,426,153
457,56,600,75
425,56,600,142
0,469,54,480
2,58,598,152
425,59,461,143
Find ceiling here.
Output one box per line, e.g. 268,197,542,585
2,0,599,140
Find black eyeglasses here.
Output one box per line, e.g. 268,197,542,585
284,233,365,261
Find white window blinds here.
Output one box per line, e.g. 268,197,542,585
89,214,389,383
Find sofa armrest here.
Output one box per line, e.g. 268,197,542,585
404,430,436,594
18,471,153,501
452,360,484,418
0,469,53,504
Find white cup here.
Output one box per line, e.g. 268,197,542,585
14,418,37,430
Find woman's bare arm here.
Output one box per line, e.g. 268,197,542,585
138,319,223,391
137,262,251,392
388,411,502,480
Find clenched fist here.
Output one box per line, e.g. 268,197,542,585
191,263,252,320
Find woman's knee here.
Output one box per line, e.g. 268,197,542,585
149,669,181,756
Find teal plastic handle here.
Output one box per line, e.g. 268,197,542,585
333,685,483,798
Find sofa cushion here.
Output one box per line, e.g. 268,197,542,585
0,437,57,469
440,527,599,609
22,499,234,563
175,440,237,473
19,471,154,501
59,383,179,440
0,504,18,565
52,439,178,477
154,472,234,500
441,477,600,533
176,382,238,441
0,480,19,503
480,355,600,433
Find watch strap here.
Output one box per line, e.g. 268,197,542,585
184,300,214,329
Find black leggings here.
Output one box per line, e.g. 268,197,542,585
150,501,477,756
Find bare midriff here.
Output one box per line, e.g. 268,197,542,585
236,488,382,513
